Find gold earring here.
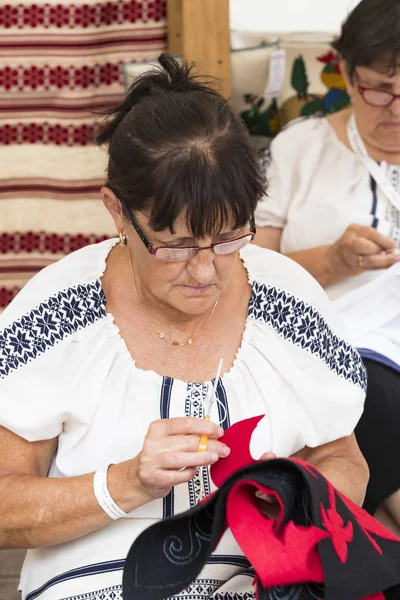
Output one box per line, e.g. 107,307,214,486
119,232,128,246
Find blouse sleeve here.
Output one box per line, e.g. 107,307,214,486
0,270,81,442
255,118,321,229
255,150,289,228
242,245,367,458
0,316,69,442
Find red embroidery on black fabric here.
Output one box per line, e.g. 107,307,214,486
358,524,384,555
226,479,328,588
320,485,353,564
339,493,400,555
294,457,395,556
293,459,319,479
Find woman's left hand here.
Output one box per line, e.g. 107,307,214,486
260,452,277,461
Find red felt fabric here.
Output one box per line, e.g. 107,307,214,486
226,478,327,588
211,414,262,487
210,416,400,599
123,415,400,600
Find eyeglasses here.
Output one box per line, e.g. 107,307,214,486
127,210,256,262
358,85,400,108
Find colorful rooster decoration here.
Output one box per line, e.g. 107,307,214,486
281,50,352,126
319,50,346,89
315,50,351,114
240,50,351,136
298,51,351,117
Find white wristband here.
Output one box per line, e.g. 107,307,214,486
93,465,127,520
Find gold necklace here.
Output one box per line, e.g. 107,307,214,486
128,249,219,347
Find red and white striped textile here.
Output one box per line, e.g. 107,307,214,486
0,0,166,310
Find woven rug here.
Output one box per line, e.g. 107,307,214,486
0,0,166,311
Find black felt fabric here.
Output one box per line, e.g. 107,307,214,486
123,458,400,600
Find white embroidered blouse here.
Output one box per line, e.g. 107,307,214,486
0,239,365,600
255,116,400,371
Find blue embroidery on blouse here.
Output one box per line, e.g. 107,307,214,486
61,585,123,600
248,281,367,391
215,378,231,429
0,281,106,379
185,382,210,508
60,582,255,600
370,176,379,229
0,278,366,391
25,559,125,600
25,556,253,600
160,376,175,519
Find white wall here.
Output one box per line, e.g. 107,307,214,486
230,0,361,33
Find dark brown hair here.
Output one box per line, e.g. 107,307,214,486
332,0,400,78
97,54,266,237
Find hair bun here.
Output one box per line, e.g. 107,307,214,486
157,53,192,89
97,54,210,145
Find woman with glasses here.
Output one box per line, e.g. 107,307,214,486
255,0,400,536
0,55,368,600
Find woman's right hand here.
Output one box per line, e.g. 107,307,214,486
128,417,230,501
327,224,400,278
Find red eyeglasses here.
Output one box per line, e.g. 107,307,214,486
358,85,400,108
120,198,256,262
130,214,255,262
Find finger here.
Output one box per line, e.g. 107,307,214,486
351,237,384,256
158,449,222,471
147,434,230,456
195,438,230,456
359,252,400,271
255,496,281,519
352,226,396,251
161,417,224,439
259,452,277,461
148,467,199,490
255,490,278,503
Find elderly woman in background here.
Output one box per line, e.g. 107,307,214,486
255,0,400,535
0,56,368,600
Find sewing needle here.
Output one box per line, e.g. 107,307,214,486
198,358,223,452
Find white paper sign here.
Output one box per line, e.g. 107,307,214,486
263,49,286,100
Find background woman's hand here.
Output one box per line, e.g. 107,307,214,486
327,224,400,277
129,417,230,501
